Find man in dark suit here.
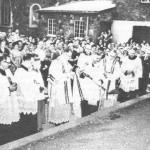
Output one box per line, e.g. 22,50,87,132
139,51,150,95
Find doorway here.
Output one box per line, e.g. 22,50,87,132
132,26,150,43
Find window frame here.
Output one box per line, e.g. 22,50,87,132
74,20,85,38
48,18,57,35
141,0,150,3
1,0,11,27
29,3,41,28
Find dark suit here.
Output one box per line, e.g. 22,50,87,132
40,59,51,87
139,56,150,95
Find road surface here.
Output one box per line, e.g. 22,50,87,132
17,98,150,150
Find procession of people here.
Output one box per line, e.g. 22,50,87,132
0,28,149,127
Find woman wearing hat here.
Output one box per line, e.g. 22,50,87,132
11,41,23,68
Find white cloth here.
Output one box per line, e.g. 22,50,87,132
77,54,101,105
14,67,44,114
48,55,75,123
48,56,73,106
120,56,142,92
101,56,121,108
0,73,20,124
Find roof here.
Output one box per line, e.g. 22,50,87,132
38,0,116,14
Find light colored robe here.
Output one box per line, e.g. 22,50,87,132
14,61,44,114
48,55,75,124
0,70,20,124
101,56,121,108
77,53,101,105
120,56,143,92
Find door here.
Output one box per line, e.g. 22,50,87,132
132,26,150,43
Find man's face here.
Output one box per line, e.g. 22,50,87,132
58,42,63,50
129,52,136,58
15,29,19,35
85,45,91,55
14,44,19,50
94,55,102,63
66,51,72,60
8,29,12,33
1,60,9,69
9,43,13,49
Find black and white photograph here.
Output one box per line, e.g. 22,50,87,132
0,0,150,149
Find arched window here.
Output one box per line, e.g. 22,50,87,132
0,0,11,26
29,4,41,28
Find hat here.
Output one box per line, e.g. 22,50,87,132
128,49,136,55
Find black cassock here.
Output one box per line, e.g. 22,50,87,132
139,56,150,95
40,59,51,87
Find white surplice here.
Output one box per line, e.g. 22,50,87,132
77,53,101,105
48,55,75,124
0,70,20,124
14,61,44,114
120,56,143,92
101,56,121,108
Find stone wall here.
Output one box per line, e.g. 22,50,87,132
39,8,114,40
113,0,150,21
57,0,150,21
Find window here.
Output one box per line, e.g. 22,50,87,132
48,19,56,35
1,0,11,26
74,20,85,38
141,0,150,3
29,4,41,28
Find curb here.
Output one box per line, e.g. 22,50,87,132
0,94,150,150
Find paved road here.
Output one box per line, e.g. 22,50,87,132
18,99,150,150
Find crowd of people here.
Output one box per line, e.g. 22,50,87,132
0,28,150,126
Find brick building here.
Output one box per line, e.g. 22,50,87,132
38,0,116,41
38,0,150,42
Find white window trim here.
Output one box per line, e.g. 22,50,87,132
1,0,11,26
74,20,85,38
48,18,56,35
141,0,150,3
29,3,41,28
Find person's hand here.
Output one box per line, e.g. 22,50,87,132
103,73,107,79
39,87,44,93
131,71,135,77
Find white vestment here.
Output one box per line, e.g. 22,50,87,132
77,53,101,105
101,56,121,108
48,55,77,124
120,56,143,92
14,64,44,114
0,70,20,124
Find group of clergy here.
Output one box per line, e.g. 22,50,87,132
0,29,149,126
